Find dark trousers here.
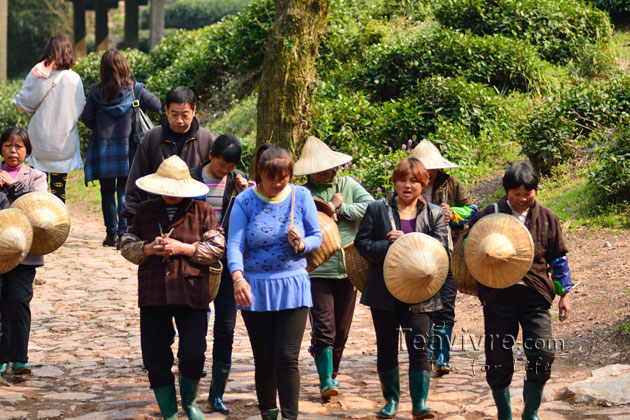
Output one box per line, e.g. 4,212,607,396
100,176,128,237
432,271,456,326
371,304,432,372
309,277,357,376
140,305,208,389
483,285,555,389
241,307,308,420
211,267,237,364
0,265,36,363
46,172,67,203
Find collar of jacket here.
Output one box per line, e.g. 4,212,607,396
431,170,451,199
305,175,339,191
386,191,427,213
160,117,200,143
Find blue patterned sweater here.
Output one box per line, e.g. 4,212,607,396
227,184,322,311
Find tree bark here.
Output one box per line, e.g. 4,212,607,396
95,0,109,51
72,0,87,58
124,0,139,49
256,0,331,157
149,0,166,50
0,0,6,81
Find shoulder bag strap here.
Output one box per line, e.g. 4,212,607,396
35,70,67,112
131,81,139,107
494,202,499,213
383,198,397,231
289,185,296,226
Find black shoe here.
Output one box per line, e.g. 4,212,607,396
103,235,117,247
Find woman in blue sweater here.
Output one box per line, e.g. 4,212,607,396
228,145,322,420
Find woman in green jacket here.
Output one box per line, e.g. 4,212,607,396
294,136,374,399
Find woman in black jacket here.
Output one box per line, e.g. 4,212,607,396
82,48,161,247
355,157,449,420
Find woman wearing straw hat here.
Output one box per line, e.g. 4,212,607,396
467,161,572,420
229,145,322,420
295,136,374,399
0,127,48,377
120,155,226,420
411,139,478,376
355,157,449,420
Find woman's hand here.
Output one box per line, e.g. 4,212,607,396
160,237,196,257
234,174,249,193
0,171,15,187
143,238,166,257
559,294,571,321
331,193,344,210
233,271,252,307
387,229,405,243
287,225,305,252
439,203,453,224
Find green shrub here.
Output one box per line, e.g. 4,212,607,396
353,27,552,100
588,120,630,204
592,0,630,23
140,0,248,30
0,80,31,128
432,0,612,66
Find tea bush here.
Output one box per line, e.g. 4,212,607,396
140,0,248,31
589,120,630,203
0,81,31,128
431,0,612,66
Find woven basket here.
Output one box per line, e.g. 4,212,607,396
343,241,369,292
307,211,342,272
451,240,478,296
208,260,223,302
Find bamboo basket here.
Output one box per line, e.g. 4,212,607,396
306,211,342,272
343,241,369,292
208,260,223,302
451,240,478,296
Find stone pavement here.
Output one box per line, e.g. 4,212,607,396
0,210,627,420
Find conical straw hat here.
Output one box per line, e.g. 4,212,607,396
451,239,478,296
293,136,352,176
411,139,458,170
136,155,209,198
384,232,449,303
464,213,534,288
0,208,33,274
12,191,70,255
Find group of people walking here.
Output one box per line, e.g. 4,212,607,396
0,34,573,420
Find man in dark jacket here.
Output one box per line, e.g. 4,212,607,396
189,134,248,415
122,87,216,221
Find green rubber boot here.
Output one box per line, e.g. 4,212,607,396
409,370,436,419
11,362,32,375
522,380,544,420
314,347,339,399
153,384,178,420
0,363,8,376
207,359,231,413
377,367,400,419
261,408,279,420
433,324,453,375
179,375,205,420
492,386,512,420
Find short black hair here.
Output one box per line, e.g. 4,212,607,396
503,161,539,192
165,87,196,109
211,134,242,165
1,127,32,156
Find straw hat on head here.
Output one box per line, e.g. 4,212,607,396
384,232,449,303
464,213,534,288
293,136,352,176
0,208,33,274
12,191,71,255
411,139,458,170
136,155,209,198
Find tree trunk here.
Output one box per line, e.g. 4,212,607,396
149,0,166,50
124,0,139,49
0,0,7,81
256,0,331,157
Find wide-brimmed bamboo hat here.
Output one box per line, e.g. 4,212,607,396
12,191,71,255
464,213,534,288
0,208,33,274
384,232,449,303
136,155,209,198
293,136,352,176
411,139,458,170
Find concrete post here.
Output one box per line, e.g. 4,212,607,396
95,0,109,51
72,0,87,58
124,0,139,49
148,0,166,50
0,0,7,80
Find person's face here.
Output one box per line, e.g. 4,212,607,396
161,195,184,205
1,136,27,168
165,102,196,134
310,169,334,183
394,173,423,205
427,169,439,184
259,172,290,199
506,185,536,213
208,154,236,179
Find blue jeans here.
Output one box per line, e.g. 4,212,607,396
100,177,127,237
211,266,237,364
